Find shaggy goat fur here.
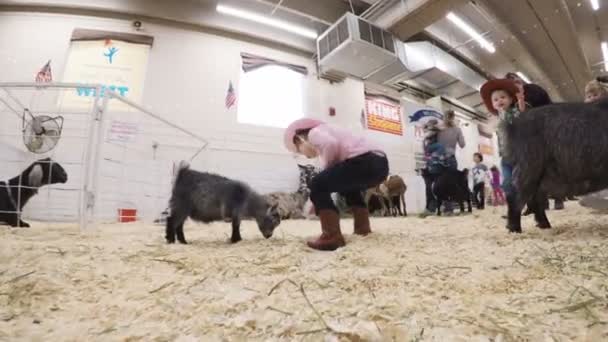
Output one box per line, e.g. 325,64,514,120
432,169,472,216
166,162,280,244
0,158,68,228
503,97,608,231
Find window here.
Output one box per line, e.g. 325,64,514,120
237,65,305,128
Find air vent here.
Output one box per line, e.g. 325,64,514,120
317,13,408,81
318,16,350,61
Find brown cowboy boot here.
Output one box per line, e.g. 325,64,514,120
352,207,371,236
307,210,345,251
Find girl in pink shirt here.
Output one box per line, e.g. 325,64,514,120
284,118,389,251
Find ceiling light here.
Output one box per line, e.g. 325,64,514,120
516,72,531,83
446,12,495,53
602,41,608,72
216,4,318,39
590,0,600,11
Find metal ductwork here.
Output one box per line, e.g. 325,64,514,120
316,12,409,82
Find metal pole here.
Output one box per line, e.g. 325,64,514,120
80,85,103,231
90,91,110,228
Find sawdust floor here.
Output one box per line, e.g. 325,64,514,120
1,203,607,341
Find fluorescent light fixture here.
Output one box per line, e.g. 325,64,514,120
216,4,318,39
590,0,600,11
602,41,608,72
516,72,531,83
446,12,495,53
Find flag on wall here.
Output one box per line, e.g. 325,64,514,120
225,81,237,109
35,60,53,83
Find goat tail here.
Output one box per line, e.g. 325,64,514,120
171,160,190,187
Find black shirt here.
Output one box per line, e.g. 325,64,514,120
523,83,552,108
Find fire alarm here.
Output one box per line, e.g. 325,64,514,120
329,107,336,116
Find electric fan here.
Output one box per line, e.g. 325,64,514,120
22,109,64,154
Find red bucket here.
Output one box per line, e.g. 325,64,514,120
118,208,137,223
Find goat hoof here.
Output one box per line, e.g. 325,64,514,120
536,222,551,229
506,224,522,233
178,239,188,244
166,238,176,244
230,237,242,244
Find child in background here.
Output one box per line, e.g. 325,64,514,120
490,165,505,206
284,118,389,251
480,79,526,222
584,78,608,103
471,153,488,209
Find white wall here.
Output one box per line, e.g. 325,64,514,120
0,10,495,220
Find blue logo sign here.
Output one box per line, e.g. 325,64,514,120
409,109,443,123
76,85,129,98
104,47,119,64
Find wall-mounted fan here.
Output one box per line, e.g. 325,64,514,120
22,109,64,154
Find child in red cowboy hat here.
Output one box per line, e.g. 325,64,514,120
284,118,389,251
480,78,526,229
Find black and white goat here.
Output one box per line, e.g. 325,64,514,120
0,158,68,227
165,161,281,244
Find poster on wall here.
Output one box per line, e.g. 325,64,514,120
59,29,153,110
408,108,444,142
364,93,403,135
107,120,139,143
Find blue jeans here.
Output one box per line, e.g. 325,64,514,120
501,160,515,196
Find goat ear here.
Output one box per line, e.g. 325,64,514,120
268,203,279,213
28,164,44,187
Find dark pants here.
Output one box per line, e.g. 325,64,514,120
422,171,439,212
309,152,389,213
473,182,485,209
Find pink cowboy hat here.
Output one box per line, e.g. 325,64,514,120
283,118,323,153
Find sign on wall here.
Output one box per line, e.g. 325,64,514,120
364,93,403,135
60,31,152,110
408,108,444,142
107,120,139,143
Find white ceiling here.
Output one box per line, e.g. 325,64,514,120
2,0,606,111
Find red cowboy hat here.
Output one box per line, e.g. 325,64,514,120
283,118,323,153
480,79,519,114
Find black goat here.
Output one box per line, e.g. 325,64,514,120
432,169,472,216
166,161,281,244
502,97,608,232
0,158,68,227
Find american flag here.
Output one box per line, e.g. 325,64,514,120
35,60,53,83
225,81,237,109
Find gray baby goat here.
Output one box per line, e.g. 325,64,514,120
166,162,280,244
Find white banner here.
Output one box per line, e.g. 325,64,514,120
60,39,150,110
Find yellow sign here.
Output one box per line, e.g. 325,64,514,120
365,95,403,136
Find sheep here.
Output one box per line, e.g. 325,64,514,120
432,168,472,216
0,158,68,228
263,164,319,220
502,97,608,232
165,161,281,244
364,184,390,216
385,175,407,216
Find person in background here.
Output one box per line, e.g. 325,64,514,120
584,77,608,103
480,78,525,216
471,153,488,210
437,110,466,170
437,110,466,214
421,119,449,216
284,118,389,251
490,165,505,206
505,72,565,210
